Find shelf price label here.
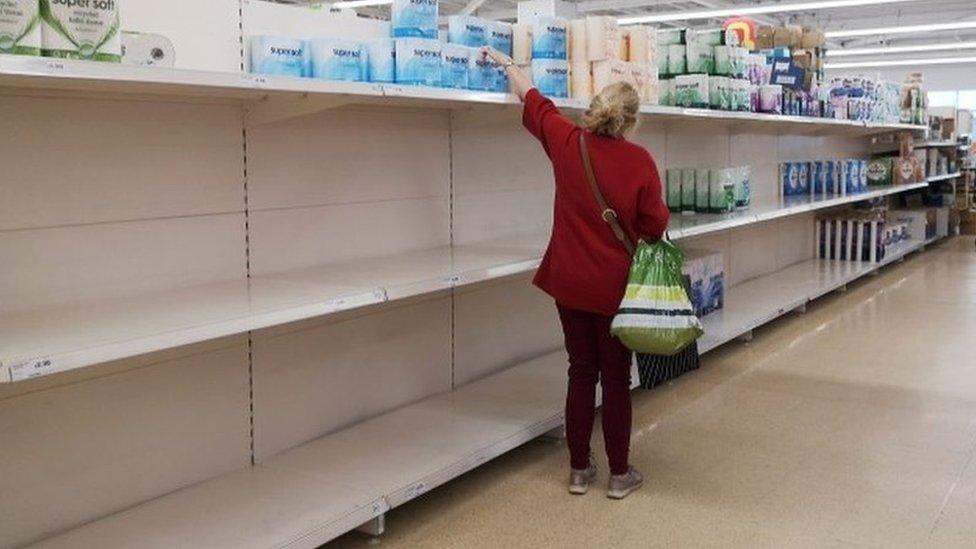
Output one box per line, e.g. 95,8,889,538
8,357,56,382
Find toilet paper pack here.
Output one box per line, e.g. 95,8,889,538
591,58,629,94
40,0,121,61
666,44,686,75
487,21,513,56
469,55,493,91
568,18,586,61
585,16,620,62
0,0,40,55
392,0,438,39
734,165,751,209
569,60,591,101
695,168,710,213
395,38,442,86
627,25,657,66
682,249,725,318
512,22,532,64
665,169,682,212
532,58,568,98
674,74,708,108
448,15,486,47
531,16,567,59
310,39,365,81
365,38,396,83
709,168,735,213
250,36,307,77
681,168,696,213
441,43,470,89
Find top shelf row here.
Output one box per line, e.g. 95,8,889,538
0,55,926,134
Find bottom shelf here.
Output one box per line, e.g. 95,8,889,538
34,237,942,548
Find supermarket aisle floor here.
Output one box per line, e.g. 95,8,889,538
328,237,976,549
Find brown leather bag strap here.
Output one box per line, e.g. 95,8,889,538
578,133,636,255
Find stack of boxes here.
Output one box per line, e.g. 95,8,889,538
781,159,868,198
815,212,910,263
658,28,751,111
666,166,751,214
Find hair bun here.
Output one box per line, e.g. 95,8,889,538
581,82,640,138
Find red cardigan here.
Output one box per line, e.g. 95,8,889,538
523,89,670,316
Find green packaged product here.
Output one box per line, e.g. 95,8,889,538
0,0,41,55
709,168,735,213
674,74,709,108
714,45,731,76
734,166,751,209
684,31,715,74
709,76,731,110
657,28,684,46
695,168,710,212
681,168,696,212
665,168,682,212
667,44,686,75
660,78,674,106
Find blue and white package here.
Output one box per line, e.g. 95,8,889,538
395,38,442,86
309,39,364,81
844,159,858,194
487,21,514,56
490,57,509,92
781,163,799,196
531,59,568,98
798,162,810,196
448,15,487,47
441,43,471,89
469,55,494,91
812,161,825,196
392,0,438,38
250,36,307,77
858,160,868,192
823,161,836,194
531,16,567,60
364,39,396,83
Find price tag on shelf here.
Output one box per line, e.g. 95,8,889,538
405,481,426,500
444,274,463,287
8,357,56,382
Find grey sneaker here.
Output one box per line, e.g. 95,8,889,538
607,466,643,499
569,463,598,495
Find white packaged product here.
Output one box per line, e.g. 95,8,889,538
681,249,725,317
512,22,532,64
674,74,708,107
0,0,40,55
569,60,591,100
395,38,442,86
250,36,307,78
441,43,470,89
309,39,365,81
592,58,629,93
447,15,486,47
392,0,438,39
585,16,619,62
365,38,396,83
568,18,586,61
40,0,121,61
531,16,567,60
627,25,657,66
532,58,569,98
487,20,513,56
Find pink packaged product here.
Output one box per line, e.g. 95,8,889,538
759,84,782,114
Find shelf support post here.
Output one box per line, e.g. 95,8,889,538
737,330,754,343
356,514,386,537
245,93,357,126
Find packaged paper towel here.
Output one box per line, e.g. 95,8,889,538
441,43,470,89
395,38,441,86
709,168,735,213
448,15,486,47
695,168,710,213
250,36,307,78
585,16,619,62
512,22,531,64
685,30,714,74
365,38,396,83
531,16,567,60
569,60,591,101
469,54,493,91
392,0,438,39
681,249,725,318
532,58,568,98
0,0,40,55
568,18,586,61
627,25,657,65
665,169,681,212
310,38,365,81
40,0,120,61
674,74,708,107
592,58,629,94
487,21,513,56
667,44,685,75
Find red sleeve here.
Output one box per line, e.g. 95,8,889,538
522,88,578,157
636,158,670,242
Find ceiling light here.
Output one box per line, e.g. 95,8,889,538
332,0,393,8
826,21,976,38
617,0,919,25
825,55,976,69
827,41,976,57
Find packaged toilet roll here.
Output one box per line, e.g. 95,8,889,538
695,168,710,213
448,15,487,47
487,21,513,56
618,27,630,61
392,0,438,39
681,168,696,213
40,0,120,61
674,74,709,107
441,43,470,89
627,25,657,66
490,57,509,92
531,16,567,60
310,39,365,81
709,76,731,110
568,19,586,61
469,55,493,91
660,78,673,106
0,0,40,55
665,169,681,212
630,63,650,103
592,58,629,93
569,60,591,101
759,84,782,114
667,44,686,75
585,16,620,62
532,58,568,98
250,36,307,77
365,38,396,83
685,31,714,74
395,38,442,86
512,23,532,64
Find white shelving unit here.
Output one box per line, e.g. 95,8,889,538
927,172,962,183
915,140,958,148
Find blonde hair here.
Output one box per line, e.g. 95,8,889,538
581,82,640,138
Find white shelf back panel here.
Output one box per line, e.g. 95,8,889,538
251,297,452,460
453,275,563,386
241,0,389,42
0,97,245,231
0,340,251,548
122,0,243,73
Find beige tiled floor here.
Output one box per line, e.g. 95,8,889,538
329,237,976,548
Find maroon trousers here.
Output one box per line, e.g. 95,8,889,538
556,304,633,476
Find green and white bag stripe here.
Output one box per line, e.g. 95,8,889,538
40,0,121,62
0,0,41,55
611,239,704,355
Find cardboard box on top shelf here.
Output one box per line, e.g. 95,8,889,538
756,26,775,49
772,26,792,47
786,25,803,47
800,27,825,49
792,49,814,69
942,119,956,140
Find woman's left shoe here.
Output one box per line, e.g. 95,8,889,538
568,464,598,495
607,466,644,499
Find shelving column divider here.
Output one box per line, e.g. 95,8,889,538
449,111,457,390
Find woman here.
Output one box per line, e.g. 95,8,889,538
483,48,670,499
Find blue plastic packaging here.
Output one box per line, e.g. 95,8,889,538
487,21,513,57
364,38,396,83
531,16,567,60
395,38,442,86
250,36,307,77
441,43,471,89
448,15,487,47
309,39,364,81
392,0,438,38
531,58,568,98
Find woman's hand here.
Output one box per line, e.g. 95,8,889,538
480,46,534,102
